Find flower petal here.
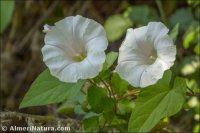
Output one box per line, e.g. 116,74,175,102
132,27,153,55
43,24,53,33
87,51,106,65
122,27,154,57
41,45,79,82
155,35,176,68
53,15,108,53
82,16,106,43
54,16,85,54
147,22,169,42
116,62,148,87
118,47,148,65
77,51,106,79
86,35,108,52
140,58,169,88
44,25,78,57
117,27,153,67
57,63,79,82
119,28,138,49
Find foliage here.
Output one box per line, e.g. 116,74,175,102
83,116,99,132
20,69,85,108
111,73,129,96
169,23,179,42
103,52,118,70
169,8,194,31
124,5,159,25
104,15,132,42
0,0,14,33
128,71,187,132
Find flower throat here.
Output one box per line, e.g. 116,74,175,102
74,53,87,62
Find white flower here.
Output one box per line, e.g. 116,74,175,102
42,15,108,83
43,24,52,33
116,22,176,88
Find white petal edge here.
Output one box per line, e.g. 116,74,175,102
147,22,169,43
42,45,106,82
116,62,148,87
140,58,169,88
41,45,78,82
76,51,106,79
86,35,108,52
54,16,85,54
155,35,176,68
55,15,108,52
43,24,53,33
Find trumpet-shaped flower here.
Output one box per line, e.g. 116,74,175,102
42,15,108,83
116,22,176,88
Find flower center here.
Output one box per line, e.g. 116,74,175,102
149,55,156,60
74,53,87,62
148,50,157,64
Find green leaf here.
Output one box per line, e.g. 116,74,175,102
183,30,196,48
103,52,118,70
0,0,14,33
169,23,179,42
83,116,99,132
169,8,194,31
103,97,115,112
103,110,115,122
193,124,200,133
183,24,199,49
188,0,200,7
84,112,99,119
117,99,135,115
20,69,85,108
194,43,200,55
102,98,115,121
87,86,107,113
108,116,128,132
104,15,132,42
57,91,86,115
57,101,75,115
98,69,111,81
128,70,187,132
194,5,200,19
93,52,117,82
124,5,159,25
111,73,129,96
74,105,86,115
99,114,127,132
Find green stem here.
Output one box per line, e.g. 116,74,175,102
109,81,117,101
186,87,200,97
87,79,96,86
156,0,168,25
109,81,118,113
102,120,108,131
97,76,112,98
187,87,194,94
80,89,87,95
96,77,118,113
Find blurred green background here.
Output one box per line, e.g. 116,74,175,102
0,0,199,132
